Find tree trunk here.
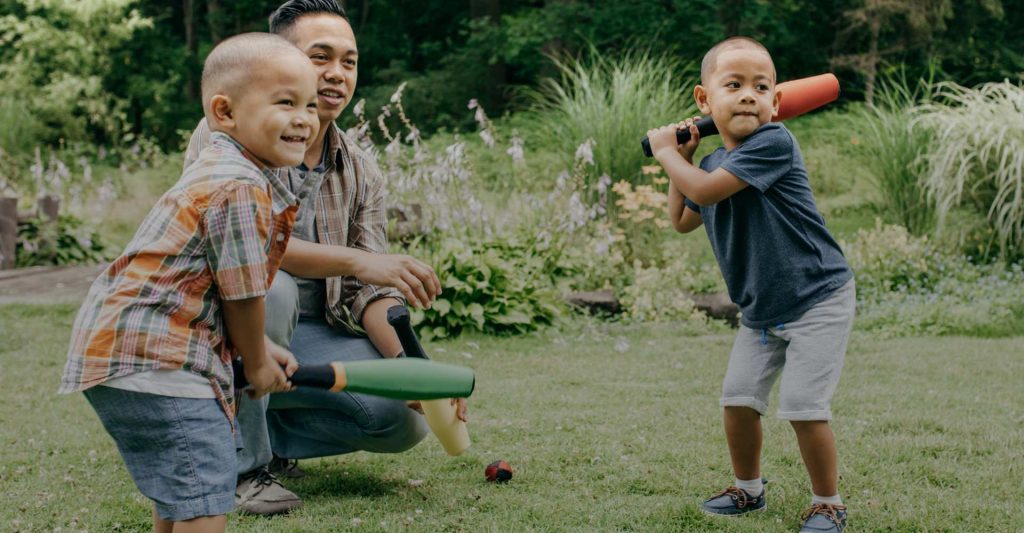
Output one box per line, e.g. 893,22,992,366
207,0,223,44
0,197,16,269
359,0,370,32
184,0,198,104
540,0,568,79
470,0,506,109
864,17,880,105
719,0,745,36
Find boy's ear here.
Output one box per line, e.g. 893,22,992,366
694,85,711,115
209,94,235,130
771,88,782,119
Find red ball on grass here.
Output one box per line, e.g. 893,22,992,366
485,460,513,483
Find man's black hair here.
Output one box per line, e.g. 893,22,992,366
269,0,348,36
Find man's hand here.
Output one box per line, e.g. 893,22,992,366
352,251,441,309
407,398,469,422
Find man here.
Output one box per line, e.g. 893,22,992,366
185,0,468,516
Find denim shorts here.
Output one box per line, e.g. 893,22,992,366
720,279,856,421
84,385,237,521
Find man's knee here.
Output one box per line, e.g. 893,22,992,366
363,399,430,453
265,271,300,347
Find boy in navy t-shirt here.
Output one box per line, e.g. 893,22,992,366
646,37,855,533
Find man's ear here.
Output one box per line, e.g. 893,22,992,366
209,94,235,130
771,88,782,119
694,85,711,116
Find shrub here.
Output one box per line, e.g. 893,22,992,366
913,81,1024,261
16,215,109,267
843,219,946,295
617,241,729,332
523,47,698,198
407,235,564,340
854,75,935,234
843,221,1024,338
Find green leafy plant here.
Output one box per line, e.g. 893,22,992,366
16,215,109,267
408,235,564,340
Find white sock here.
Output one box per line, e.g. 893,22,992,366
735,477,764,496
811,493,843,506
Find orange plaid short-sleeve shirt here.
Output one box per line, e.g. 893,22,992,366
60,133,300,417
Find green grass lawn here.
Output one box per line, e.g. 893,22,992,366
2,304,1021,531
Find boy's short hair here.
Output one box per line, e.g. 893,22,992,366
200,32,304,114
269,0,348,37
700,36,776,84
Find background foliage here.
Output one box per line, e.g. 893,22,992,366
1,0,1022,153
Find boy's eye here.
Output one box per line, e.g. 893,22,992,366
757,84,769,91
345,59,357,67
310,54,328,61
307,102,318,109
277,99,294,106
726,81,740,89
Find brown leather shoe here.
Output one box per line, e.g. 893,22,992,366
268,455,306,479
235,468,302,516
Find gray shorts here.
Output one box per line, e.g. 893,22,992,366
84,386,238,521
720,279,856,421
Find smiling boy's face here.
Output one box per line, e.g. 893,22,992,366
695,48,780,147
221,55,320,168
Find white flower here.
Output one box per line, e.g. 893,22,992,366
389,82,407,104
479,129,495,148
506,136,525,164
352,99,365,116
575,138,595,166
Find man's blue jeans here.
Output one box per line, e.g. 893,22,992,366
235,272,428,474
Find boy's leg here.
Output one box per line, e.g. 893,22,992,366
791,421,838,496
171,515,228,533
703,326,786,516
774,280,855,531
154,508,172,533
724,406,763,481
83,387,236,523
266,317,429,459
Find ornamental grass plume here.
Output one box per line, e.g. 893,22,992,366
912,81,1024,260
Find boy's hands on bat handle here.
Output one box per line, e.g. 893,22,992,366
241,336,298,399
647,116,702,164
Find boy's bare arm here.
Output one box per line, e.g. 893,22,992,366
647,121,749,206
222,297,293,397
667,180,703,233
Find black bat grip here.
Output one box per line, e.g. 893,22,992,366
386,305,429,359
641,116,719,157
232,359,336,390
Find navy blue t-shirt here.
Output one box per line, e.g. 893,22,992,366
684,122,852,328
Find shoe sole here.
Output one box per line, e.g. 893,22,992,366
700,504,767,518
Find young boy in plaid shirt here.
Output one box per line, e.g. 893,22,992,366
59,33,319,531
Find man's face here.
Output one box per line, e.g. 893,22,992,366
287,14,358,124
230,56,320,168
696,49,780,143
